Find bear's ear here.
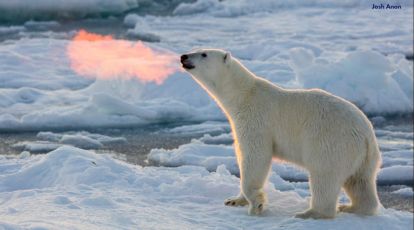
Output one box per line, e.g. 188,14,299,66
223,51,231,63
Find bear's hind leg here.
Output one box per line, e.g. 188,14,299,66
339,176,379,215
296,173,341,219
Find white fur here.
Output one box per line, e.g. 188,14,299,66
181,49,381,219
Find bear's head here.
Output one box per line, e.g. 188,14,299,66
180,49,232,92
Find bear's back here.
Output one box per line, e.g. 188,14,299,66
252,78,373,137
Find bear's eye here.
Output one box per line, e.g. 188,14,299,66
201,53,207,58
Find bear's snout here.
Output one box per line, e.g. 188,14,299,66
180,54,195,70
180,55,188,62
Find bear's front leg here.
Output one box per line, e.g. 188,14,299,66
238,137,272,215
224,193,248,207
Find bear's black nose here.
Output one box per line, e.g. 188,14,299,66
181,55,188,62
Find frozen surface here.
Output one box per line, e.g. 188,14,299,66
0,146,412,229
378,166,414,185
11,131,126,153
290,49,413,114
392,187,414,197
161,121,230,135
149,139,238,172
37,131,127,145
0,2,412,131
198,133,233,145
11,141,62,153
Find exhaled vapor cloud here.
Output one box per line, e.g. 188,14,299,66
67,29,179,84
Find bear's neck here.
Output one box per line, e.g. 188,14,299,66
209,59,256,118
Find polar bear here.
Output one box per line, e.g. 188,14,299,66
180,49,381,219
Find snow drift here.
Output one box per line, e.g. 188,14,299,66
0,146,412,229
290,48,413,115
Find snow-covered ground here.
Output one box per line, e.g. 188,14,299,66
0,146,413,229
0,120,412,229
0,0,413,229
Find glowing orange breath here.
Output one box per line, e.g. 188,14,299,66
67,29,179,84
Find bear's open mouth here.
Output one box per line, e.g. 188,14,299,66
181,59,195,70
182,63,195,69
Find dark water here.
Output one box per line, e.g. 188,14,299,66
378,186,413,213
